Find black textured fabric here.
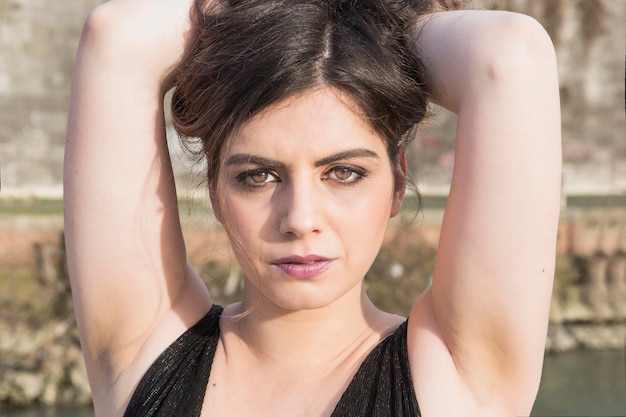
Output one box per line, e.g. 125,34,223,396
123,304,421,416
123,305,222,417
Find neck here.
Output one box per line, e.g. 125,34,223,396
221,284,391,368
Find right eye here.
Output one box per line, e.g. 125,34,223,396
236,169,280,187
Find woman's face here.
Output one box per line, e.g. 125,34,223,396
219,87,405,312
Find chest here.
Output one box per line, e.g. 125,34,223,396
200,343,359,417
120,308,418,417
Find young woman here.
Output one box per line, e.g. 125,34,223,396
64,0,561,416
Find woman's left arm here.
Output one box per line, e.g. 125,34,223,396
406,10,561,415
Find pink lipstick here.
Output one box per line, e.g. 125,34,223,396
272,255,334,279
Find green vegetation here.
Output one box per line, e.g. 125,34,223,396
0,198,64,216
566,194,626,208
0,197,216,217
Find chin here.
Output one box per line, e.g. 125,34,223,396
244,279,361,314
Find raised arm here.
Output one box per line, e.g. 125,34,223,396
64,0,211,410
407,11,561,416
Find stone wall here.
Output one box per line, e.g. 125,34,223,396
413,0,626,193
0,0,624,197
0,0,103,197
479,0,626,195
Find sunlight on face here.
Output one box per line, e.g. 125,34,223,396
219,87,405,313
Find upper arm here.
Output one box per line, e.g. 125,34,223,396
408,11,561,413
64,2,210,384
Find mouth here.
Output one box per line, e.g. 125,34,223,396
271,255,334,279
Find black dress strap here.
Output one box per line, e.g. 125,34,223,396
123,304,223,417
331,321,421,417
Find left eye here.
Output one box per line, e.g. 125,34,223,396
327,166,364,182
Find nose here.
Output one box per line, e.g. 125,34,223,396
278,179,322,238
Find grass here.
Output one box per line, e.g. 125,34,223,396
0,198,64,216
0,197,216,217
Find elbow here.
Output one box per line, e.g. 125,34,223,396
478,13,558,85
81,3,118,44
80,2,144,56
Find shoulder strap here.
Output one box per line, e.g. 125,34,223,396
123,304,223,417
331,321,420,417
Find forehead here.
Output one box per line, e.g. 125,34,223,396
227,88,386,158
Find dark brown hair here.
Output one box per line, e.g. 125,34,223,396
171,0,460,193
171,0,462,314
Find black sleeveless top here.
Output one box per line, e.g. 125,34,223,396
123,305,420,416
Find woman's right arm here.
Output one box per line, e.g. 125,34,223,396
64,0,211,409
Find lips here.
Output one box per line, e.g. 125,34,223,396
272,255,334,279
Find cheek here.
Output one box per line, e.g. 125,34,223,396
222,195,269,236
341,174,395,217
220,198,267,273
331,182,395,247
342,193,391,226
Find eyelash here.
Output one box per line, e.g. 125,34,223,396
235,168,280,187
323,165,368,184
234,165,368,189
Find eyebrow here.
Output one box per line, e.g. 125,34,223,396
225,149,380,168
313,149,380,167
225,154,285,169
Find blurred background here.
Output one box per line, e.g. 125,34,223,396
0,0,624,415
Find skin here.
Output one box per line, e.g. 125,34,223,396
64,2,561,416
220,88,403,314
199,89,408,415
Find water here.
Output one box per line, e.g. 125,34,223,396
2,349,624,417
532,349,626,416
0,407,93,417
